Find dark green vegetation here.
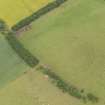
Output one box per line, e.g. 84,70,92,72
37,65,99,103
0,19,7,32
87,93,99,103
0,19,39,68
0,33,29,88
5,32,39,68
11,0,67,31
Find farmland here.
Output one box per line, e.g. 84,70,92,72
0,0,105,105
0,33,29,88
0,33,77,105
0,0,53,26
19,0,105,104
0,69,82,105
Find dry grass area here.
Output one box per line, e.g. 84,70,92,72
0,69,82,105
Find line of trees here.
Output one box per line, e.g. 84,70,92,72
11,0,67,31
5,31,39,67
0,19,8,33
0,19,39,68
37,65,99,103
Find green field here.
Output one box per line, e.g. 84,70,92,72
0,31,76,105
0,0,53,26
19,0,105,104
0,33,29,88
0,0,105,105
0,69,83,105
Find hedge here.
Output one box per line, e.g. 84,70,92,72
37,65,99,103
37,66,85,100
87,93,99,103
0,19,8,32
11,0,67,31
5,31,39,67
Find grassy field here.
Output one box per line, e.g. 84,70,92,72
0,69,84,105
0,33,76,105
0,0,53,26
0,33,29,88
19,0,105,104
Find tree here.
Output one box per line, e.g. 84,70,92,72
0,19,7,32
87,93,99,103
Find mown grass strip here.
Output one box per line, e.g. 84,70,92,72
37,65,99,103
11,0,67,31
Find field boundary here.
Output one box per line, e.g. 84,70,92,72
11,0,67,31
37,65,99,103
1,0,100,103
4,31,39,68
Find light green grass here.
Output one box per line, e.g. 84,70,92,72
0,33,29,88
19,0,105,104
0,0,53,26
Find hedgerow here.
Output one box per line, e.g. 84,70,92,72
87,93,99,103
0,19,8,33
11,0,67,31
5,31,39,67
37,65,99,103
37,66,84,99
